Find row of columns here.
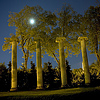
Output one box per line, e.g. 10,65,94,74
10,37,90,91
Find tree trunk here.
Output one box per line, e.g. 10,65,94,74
96,53,100,67
95,34,100,67
52,52,60,65
24,50,29,69
24,57,28,69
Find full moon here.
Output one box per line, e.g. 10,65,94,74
30,19,35,24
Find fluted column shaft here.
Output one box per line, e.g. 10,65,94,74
36,39,43,89
78,37,90,85
10,40,17,91
56,37,67,87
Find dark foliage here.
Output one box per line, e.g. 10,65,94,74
8,61,11,72
0,63,10,91
43,62,59,89
66,60,72,86
17,61,37,91
0,60,100,91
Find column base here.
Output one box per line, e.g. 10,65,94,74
36,86,44,90
61,84,68,89
85,83,90,87
10,88,17,92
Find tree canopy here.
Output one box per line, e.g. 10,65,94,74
3,4,99,68
2,5,57,68
41,4,81,66
80,6,100,66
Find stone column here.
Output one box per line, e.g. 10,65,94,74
35,39,43,89
78,37,90,85
56,37,67,88
10,40,17,91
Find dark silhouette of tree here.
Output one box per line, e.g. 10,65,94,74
1,60,100,91
8,61,11,72
17,62,37,91
0,63,9,91
43,62,56,89
30,61,35,72
66,60,72,86
30,61,37,89
7,61,11,90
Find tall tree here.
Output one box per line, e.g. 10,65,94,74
43,62,55,89
2,5,56,69
3,4,81,68
66,60,72,86
44,4,81,67
81,6,100,66
57,4,81,57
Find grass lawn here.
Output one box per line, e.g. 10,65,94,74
0,87,100,100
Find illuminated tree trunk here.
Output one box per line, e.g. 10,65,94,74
56,37,67,88
24,58,27,69
36,39,43,89
78,37,90,85
10,40,17,91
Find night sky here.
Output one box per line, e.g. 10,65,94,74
0,0,98,69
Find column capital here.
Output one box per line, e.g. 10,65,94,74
10,36,19,43
77,37,88,42
34,37,42,43
56,37,66,43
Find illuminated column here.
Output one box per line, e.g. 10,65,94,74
35,39,43,89
78,37,90,85
56,37,67,88
10,40,17,91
